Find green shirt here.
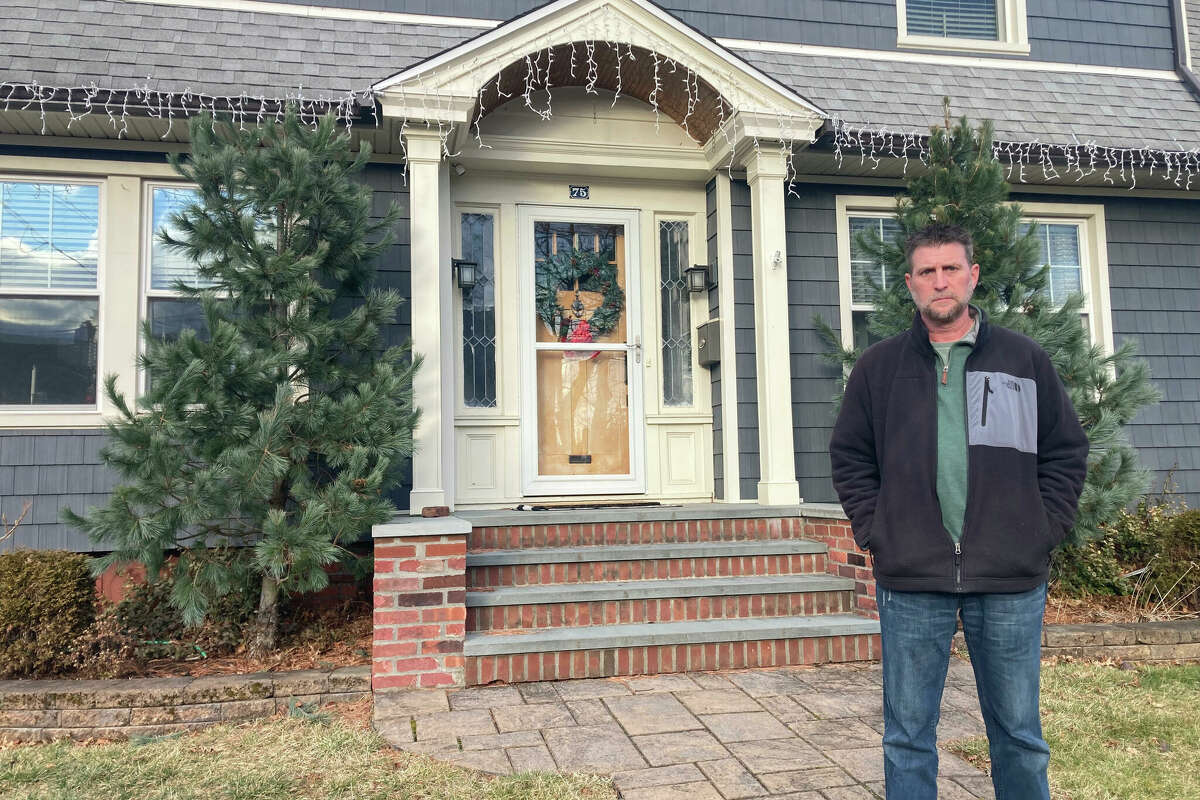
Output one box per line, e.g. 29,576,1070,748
933,314,978,545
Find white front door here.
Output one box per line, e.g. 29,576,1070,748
518,205,645,495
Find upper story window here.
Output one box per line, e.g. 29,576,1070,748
0,179,102,407
896,0,1030,55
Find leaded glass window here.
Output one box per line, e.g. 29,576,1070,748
659,221,693,407
0,180,101,405
461,212,496,408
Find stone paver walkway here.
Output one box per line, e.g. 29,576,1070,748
375,660,996,799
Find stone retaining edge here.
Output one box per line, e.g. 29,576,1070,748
953,619,1200,663
0,665,370,743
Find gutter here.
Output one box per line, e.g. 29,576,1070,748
1168,0,1200,100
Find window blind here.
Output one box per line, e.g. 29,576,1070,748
0,181,99,290
906,0,999,40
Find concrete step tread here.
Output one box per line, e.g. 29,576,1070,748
464,614,881,656
467,574,853,607
468,539,825,566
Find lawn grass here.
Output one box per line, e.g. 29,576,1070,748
946,661,1200,800
0,711,616,800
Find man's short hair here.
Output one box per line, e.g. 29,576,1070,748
905,223,974,267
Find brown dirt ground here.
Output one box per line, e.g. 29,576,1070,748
1043,590,1197,625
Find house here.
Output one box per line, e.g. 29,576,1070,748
2,0,1198,685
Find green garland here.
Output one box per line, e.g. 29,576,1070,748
535,247,625,340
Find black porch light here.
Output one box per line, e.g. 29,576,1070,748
452,258,478,291
685,263,711,294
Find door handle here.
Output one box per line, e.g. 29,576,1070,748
632,336,642,365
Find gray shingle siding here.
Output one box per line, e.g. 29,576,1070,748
256,0,1179,71
0,430,110,552
784,186,841,505
706,178,723,500
731,179,760,500
1090,194,1200,507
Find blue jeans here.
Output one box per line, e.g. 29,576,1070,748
877,585,1050,800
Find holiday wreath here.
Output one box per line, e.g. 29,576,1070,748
535,247,624,342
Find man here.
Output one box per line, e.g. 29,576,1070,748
829,223,1089,799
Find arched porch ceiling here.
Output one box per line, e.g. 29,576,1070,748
373,0,826,164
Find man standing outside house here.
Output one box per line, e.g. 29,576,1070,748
830,223,1088,799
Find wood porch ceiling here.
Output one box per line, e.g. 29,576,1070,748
473,42,728,144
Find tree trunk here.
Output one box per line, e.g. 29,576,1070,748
245,574,280,658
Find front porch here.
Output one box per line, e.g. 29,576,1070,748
372,503,879,690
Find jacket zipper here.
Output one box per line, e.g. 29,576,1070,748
954,541,962,590
981,375,993,426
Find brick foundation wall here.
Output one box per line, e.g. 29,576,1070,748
372,520,469,690
803,516,877,619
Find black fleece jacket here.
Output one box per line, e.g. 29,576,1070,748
829,311,1089,593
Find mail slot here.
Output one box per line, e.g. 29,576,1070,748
697,319,720,367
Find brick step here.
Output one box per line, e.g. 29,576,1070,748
467,574,854,631
467,540,826,590
462,614,881,685
468,515,808,551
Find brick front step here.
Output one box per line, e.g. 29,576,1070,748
467,587,856,632
469,515,808,552
462,617,880,684
467,541,826,590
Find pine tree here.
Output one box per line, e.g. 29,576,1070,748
65,111,419,654
820,105,1159,546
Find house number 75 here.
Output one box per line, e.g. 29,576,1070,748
569,185,589,200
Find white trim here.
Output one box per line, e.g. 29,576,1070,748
834,195,1115,356
517,203,646,496
127,0,498,28
714,38,1181,82
713,172,740,502
1181,0,1194,72
896,0,1030,56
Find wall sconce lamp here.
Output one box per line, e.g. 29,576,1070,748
685,264,712,294
452,258,478,291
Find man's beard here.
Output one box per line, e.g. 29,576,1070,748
921,296,968,324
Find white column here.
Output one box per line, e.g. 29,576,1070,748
713,172,741,502
745,149,801,506
404,130,456,513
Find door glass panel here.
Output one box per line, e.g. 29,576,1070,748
536,350,630,476
532,219,631,478
534,221,626,344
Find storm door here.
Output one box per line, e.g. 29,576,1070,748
518,206,645,495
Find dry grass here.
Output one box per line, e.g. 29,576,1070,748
944,661,1200,800
0,701,616,800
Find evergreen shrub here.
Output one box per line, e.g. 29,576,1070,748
1145,509,1200,609
0,550,96,677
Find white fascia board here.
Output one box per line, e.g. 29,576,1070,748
373,0,826,121
129,0,499,28
718,37,1181,82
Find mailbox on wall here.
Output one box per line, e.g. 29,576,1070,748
697,319,720,368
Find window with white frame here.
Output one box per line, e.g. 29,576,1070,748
896,0,1029,54
836,196,1114,354
659,219,693,407
458,210,497,409
0,178,102,406
142,184,215,391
